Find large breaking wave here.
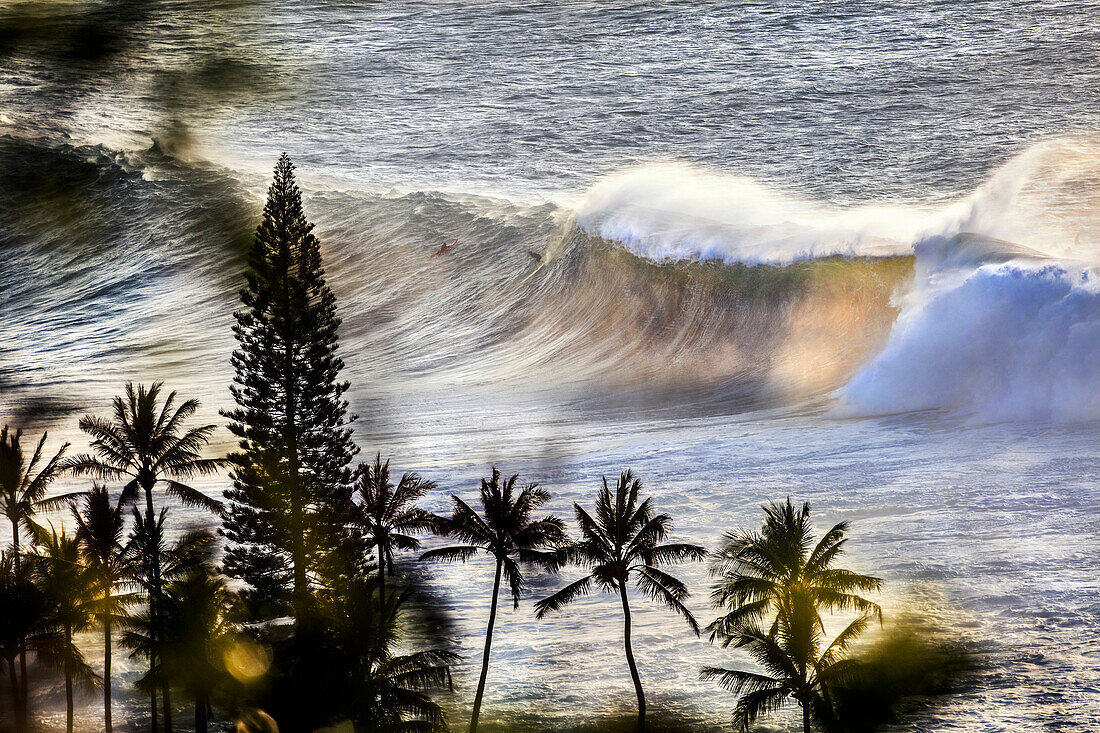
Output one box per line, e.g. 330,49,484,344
2,133,1098,423
575,135,1100,422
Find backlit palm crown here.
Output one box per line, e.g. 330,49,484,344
69,382,224,514
29,527,101,691
127,512,216,597
535,470,707,633
120,520,217,656
707,498,882,644
32,526,94,621
72,485,138,611
701,586,871,733
72,486,131,580
337,586,459,732
353,454,438,575
422,467,566,608
0,426,74,540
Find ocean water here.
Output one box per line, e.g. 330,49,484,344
1,1,1098,730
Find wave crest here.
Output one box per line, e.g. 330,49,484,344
575,163,923,264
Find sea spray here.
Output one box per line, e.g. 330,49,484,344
574,163,927,264
837,264,1100,422
835,137,1100,423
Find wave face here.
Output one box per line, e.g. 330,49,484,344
309,188,911,411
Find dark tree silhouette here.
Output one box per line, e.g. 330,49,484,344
535,470,706,731
31,527,100,733
421,468,565,733
0,550,53,733
0,425,75,725
158,564,240,733
324,581,458,732
120,512,216,732
706,498,881,641
221,153,357,621
703,499,882,733
350,454,437,600
701,591,872,733
0,427,74,561
69,382,223,733
73,484,137,733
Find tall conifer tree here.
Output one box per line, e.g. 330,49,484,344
221,154,357,620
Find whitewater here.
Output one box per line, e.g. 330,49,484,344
1,1,1098,730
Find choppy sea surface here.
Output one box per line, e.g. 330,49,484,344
1,1,1098,730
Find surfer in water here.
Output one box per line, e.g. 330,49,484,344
430,239,458,259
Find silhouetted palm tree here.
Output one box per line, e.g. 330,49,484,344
700,589,871,733
535,470,706,731
706,498,881,642
121,511,215,733
328,579,458,732
702,499,882,733
70,382,224,733
351,454,438,600
421,468,565,733
0,425,76,719
69,382,224,520
0,427,75,561
159,565,239,733
31,526,100,733
73,484,137,733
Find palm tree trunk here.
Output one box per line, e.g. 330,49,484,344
378,542,387,630
803,702,811,733
104,609,113,733
16,642,26,728
469,559,502,733
143,479,161,733
11,519,28,727
65,624,74,733
162,682,173,732
378,542,386,600
195,694,208,733
8,655,23,733
618,582,645,731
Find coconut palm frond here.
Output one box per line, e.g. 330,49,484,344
642,542,708,567
633,565,700,635
534,575,594,618
731,685,791,732
418,545,480,564
163,480,224,515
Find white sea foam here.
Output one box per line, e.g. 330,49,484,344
837,263,1100,422
576,136,1099,266
838,137,1100,422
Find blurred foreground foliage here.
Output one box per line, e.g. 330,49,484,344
831,613,977,733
